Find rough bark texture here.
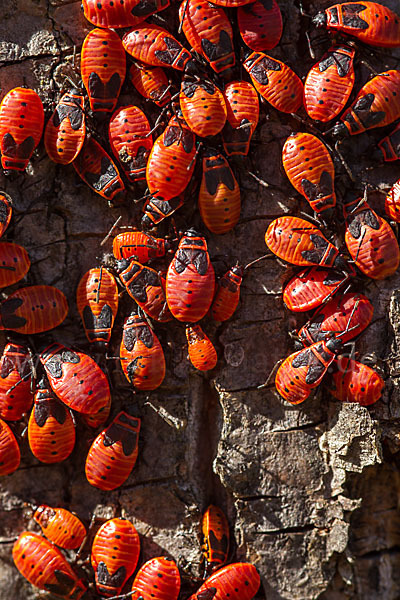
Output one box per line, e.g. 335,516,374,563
1,1,400,599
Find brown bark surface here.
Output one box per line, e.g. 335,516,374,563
1,1,400,598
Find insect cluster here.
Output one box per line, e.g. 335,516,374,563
1,0,400,597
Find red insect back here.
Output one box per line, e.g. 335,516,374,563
0,343,33,421
201,505,229,577
333,70,400,137
0,285,68,335
44,89,86,164
131,556,181,600
330,356,384,406
117,259,172,322
109,106,152,182
73,136,125,203
0,191,12,238
186,324,217,371
146,114,196,200
211,264,243,321
28,379,75,464
378,122,400,161
179,0,235,73
40,342,111,416
209,0,254,6
76,267,119,348
298,292,373,346
275,337,342,404
166,229,215,322
142,195,184,229
129,63,171,107
122,24,192,71
198,149,240,234
81,28,126,117
222,81,259,156
13,532,86,599
113,231,167,262
189,562,260,600
0,87,44,173
283,267,352,313
0,242,30,288
282,132,336,215
343,195,400,279
120,311,166,390
82,0,143,28
85,412,141,490
243,52,303,113
313,2,400,48
265,216,347,270
238,0,283,51
91,517,140,597
33,505,86,550
81,395,112,429
0,418,20,475
304,45,355,123
385,177,400,222
180,79,227,138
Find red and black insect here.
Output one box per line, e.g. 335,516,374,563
312,2,400,48
131,556,181,599
73,136,125,203
27,378,76,464
207,0,254,6
186,324,217,371
0,417,20,476
166,229,215,323
385,177,400,222
304,45,355,122
198,149,240,234
283,266,354,313
109,105,153,182
40,343,111,416
180,78,227,138
142,195,184,229
222,81,259,157
330,356,384,406
179,0,235,74
13,532,86,599
238,0,283,52
0,191,12,238
0,285,68,335
113,231,169,263
333,70,400,138
120,310,166,390
377,122,400,161
91,518,140,597
122,24,193,71
76,267,119,348
146,114,196,201
297,292,373,346
0,242,30,289
201,505,230,577
44,89,86,164
188,562,260,600
282,132,336,216
82,0,147,28
129,63,171,107
343,194,400,279
211,264,243,322
265,216,349,271
275,335,345,404
33,505,86,551
243,52,303,113
85,412,141,490
81,28,126,117
117,258,172,322
0,87,44,174
81,396,112,430
0,343,33,422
